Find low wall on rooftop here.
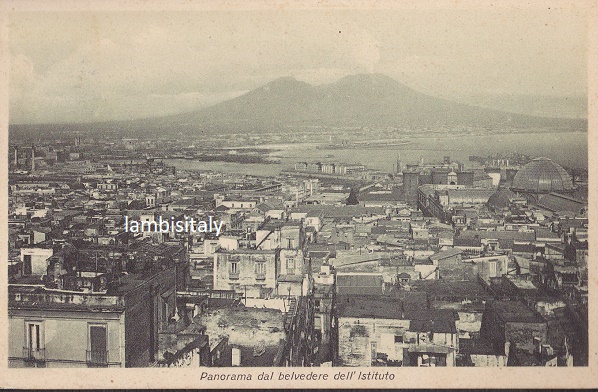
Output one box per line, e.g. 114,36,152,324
8,289,125,308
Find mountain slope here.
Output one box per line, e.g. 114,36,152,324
145,73,585,131
9,73,587,136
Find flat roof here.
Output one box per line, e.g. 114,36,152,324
489,300,545,323
215,248,277,255
410,280,490,299
336,293,437,320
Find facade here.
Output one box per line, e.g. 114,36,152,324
335,296,459,367
213,249,279,297
417,184,494,223
9,290,126,368
404,315,459,367
9,264,182,368
276,295,316,366
8,240,188,368
277,249,308,296
19,246,54,276
480,300,548,356
312,264,335,366
256,220,304,250
402,170,420,204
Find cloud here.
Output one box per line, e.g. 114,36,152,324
10,53,38,102
7,8,587,124
349,29,381,73
9,13,386,123
291,67,355,85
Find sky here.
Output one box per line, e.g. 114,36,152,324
7,3,589,124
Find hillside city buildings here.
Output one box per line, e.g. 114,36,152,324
7,137,588,368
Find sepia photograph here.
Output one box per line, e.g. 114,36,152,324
1,0,595,388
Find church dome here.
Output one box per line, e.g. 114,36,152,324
487,189,518,210
511,158,573,194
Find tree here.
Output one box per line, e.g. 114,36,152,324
346,188,359,205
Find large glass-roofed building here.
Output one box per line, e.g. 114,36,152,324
511,157,574,194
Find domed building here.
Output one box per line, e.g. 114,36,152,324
511,157,573,194
487,189,526,211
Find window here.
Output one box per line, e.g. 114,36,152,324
23,255,32,275
87,324,108,367
230,262,238,274
24,321,45,365
286,258,295,271
255,262,266,275
26,322,43,351
394,335,403,343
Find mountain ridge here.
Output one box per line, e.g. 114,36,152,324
136,73,587,131
9,73,587,134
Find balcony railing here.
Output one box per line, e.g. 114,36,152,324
229,272,240,280
255,273,266,281
23,347,45,362
86,350,109,367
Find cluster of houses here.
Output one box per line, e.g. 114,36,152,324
7,145,588,368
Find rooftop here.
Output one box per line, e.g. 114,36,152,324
336,274,384,296
291,205,385,219
457,230,535,242
8,285,126,312
511,158,573,194
338,298,458,334
410,280,490,300
537,193,586,215
429,248,462,261
488,300,545,324
199,305,285,366
215,248,277,255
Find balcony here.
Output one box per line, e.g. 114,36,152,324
23,347,45,363
86,350,109,367
228,272,240,280
255,273,266,281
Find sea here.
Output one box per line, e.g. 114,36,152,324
165,131,588,177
